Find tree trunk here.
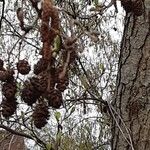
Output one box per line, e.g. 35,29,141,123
111,1,150,150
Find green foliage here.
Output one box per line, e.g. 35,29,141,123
93,0,99,6
52,35,62,57
54,112,61,122
46,143,52,150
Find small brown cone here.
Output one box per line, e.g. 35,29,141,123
30,76,47,93
56,75,69,92
121,0,133,13
32,102,49,129
21,81,40,106
39,70,56,90
2,81,17,99
45,89,63,109
34,58,48,75
0,69,14,82
17,60,31,75
1,98,17,118
132,0,143,16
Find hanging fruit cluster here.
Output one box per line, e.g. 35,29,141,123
0,59,17,118
32,101,49,129
121,0,143,16
17,60,31,75
0,0,77,129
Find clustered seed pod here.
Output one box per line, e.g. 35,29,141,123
0,68,18,118
34,58,48,75
56,75,69,92
121,0,133,13
1,98,18,118
0,0,78,129
32,102,49,129
21,81,40,106
17,59,31,75
44,89,63,108
121,0,143,16
0,69,14,82
2,81,17,99
132,0,143,16
30,76,47,93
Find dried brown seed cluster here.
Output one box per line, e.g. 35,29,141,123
28,0,77,128
121,0,143,16
34,58,48,75
0,69,14,82
132,0,143,16
1,98,17,118
56,75,69,92
30,76,47,93
0,0,78,129
17,60,31,75
0,62,18,118
44,89,63,108
21,81,40,106
2,81,17,99
121,0,133,13
32,102,49,129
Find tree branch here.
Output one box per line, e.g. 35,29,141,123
0,124,46,148
0,124,34,140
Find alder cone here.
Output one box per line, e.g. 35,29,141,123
1,98,17,118
121,0,133,13
56,81,68,92
45,89,63,109
30,76,47,93
0,71,8,82
56,75,69,92
0,69,14,82
39,70,56,90
17,60,31,75
2,81,17,99
32,102,49,129
121,0,143,16
34,58,48,75
21,81,40,106
132,0,143,16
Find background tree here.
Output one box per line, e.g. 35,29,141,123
0,0,137,150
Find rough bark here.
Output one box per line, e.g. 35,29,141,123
111,1,150,150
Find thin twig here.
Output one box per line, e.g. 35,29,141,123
0,124,34,140
0,0,5,30
107,102,135,150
